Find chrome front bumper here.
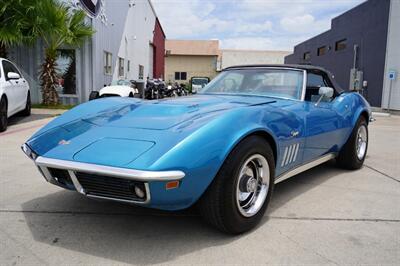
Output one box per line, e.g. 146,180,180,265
22,144,185,205
34,156,185,181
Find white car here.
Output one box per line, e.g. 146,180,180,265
99,80,138,98
191,77,209,94
0,58,31,132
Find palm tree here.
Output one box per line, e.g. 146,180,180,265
0,0,39,58
36,0,94,105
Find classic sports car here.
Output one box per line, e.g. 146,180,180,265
89,80,139,100
22,64,372,234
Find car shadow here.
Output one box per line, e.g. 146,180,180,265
268,160,345,214
8,113,55,126
20,160,347,264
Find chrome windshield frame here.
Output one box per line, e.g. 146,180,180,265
199,67,308,102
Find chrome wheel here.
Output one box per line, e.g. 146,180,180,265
236,154,270,217
356,125,368,160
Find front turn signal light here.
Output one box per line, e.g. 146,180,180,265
166,180,180,190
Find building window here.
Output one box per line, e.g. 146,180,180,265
317,46,326,56
118,57,124,77
139,65,144,79
55,49,76,95
303,52,311,61
175,72,187,80
127,60,130,72
104,51,112,75
335,39,347,51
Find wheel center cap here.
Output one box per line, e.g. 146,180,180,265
246,178,257,192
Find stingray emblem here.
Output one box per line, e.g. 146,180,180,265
58,140,71,145
79,0,101,17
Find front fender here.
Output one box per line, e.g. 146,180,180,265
146,106,285,210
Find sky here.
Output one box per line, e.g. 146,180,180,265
152,0,365,51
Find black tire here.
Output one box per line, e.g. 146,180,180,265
129,92,134,97
0,97,8,132
21,92,31,116
198,136,275,234
336,116,368,170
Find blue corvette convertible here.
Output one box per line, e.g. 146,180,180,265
22,64,372,234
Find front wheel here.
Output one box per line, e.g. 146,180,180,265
337,116,368,169
198,136,275,234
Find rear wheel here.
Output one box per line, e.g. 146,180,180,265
21,92,31,116
336,116,368,169
0,97,8,132
199,136,275,234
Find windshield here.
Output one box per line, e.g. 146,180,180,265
192,78,208,86
199,68,304,100
111,79,131,86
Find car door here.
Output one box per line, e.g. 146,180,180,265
303,71,345,162
275,102,307,175
7,61,27,111
1,60,20,115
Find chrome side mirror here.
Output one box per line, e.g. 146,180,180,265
315,87,334,106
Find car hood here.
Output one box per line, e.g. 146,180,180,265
26,94,277,168
80,94,275,130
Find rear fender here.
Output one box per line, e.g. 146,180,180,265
336,93,371,148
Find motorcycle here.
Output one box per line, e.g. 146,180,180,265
165,84,179,97
145,78,167,99
177,83,189,96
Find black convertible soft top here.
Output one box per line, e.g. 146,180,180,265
223,64,344,94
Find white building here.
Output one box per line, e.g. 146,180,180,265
8,0,165,105
382,0,400,110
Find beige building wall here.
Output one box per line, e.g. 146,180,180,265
165,55,218,83
219,50,291,70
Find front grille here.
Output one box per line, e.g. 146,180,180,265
75,172,147,202
48,168,73,187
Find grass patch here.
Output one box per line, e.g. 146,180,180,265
32,104,75,110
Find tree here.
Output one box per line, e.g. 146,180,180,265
0,0,39,58
36,0,94,105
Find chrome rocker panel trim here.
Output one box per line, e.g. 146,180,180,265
275,153,336,184
35,156,185,181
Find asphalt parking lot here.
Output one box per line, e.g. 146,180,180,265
0,110,399,265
